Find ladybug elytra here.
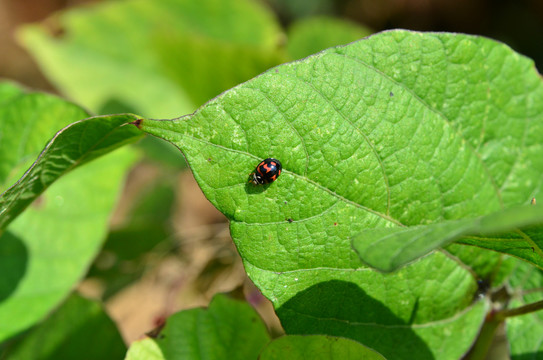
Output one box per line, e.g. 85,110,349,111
250,158,282,185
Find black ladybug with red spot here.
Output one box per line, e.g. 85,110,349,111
249,158,282,185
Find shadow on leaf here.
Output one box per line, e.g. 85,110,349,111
0,231,28,302
276,280,434,360
244,181,272,195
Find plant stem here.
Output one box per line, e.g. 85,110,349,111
463,315,502,360
495,299,543,321
465,298,543,360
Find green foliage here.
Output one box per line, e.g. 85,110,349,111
125,294,271,360
0,82,88,190
287,16,372,59
18,0,285,118
0,83,140,342
2,0,543,357
87,176,177,299
0,112,142,230
505,261,543,358
2,294,126,359
260,335,386,359
139,30,543,359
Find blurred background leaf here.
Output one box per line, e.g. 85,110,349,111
17,0,285,118
86,173,178,300
0,81,89,193
286,16,371,60
125,293,271,360
0,111,142,230
0,82,141,342
0,145,137,342
1,294,126,360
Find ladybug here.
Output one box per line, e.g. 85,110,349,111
250,158,282,185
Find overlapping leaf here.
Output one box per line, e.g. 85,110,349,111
286,16,372,60
2,294,126,359
353,205,543,272
0,82,88,190
0,82,140,341
0,113,142,231
0,147,137,342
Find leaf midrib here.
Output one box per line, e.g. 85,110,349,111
164,128,402,226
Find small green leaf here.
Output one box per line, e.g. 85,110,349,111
125,294,271,360
0,113,142,231
137,30,542,359
125,338,163,360
2,294,126,359
505,261,543,359
353,205,543,272
287,16,372,60
18,0,284,117
456,226,543,273
259,335,386,359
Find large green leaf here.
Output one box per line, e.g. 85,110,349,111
87,176,177,299
125,294,270,360
132,29,543,358
1,294,126,359
505,260,543,359
18,0,284,118
352,205,543,272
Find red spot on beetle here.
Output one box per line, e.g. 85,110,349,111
250,158,282,185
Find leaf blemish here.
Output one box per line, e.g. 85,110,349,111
131,118,143,128
32,195,46,209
